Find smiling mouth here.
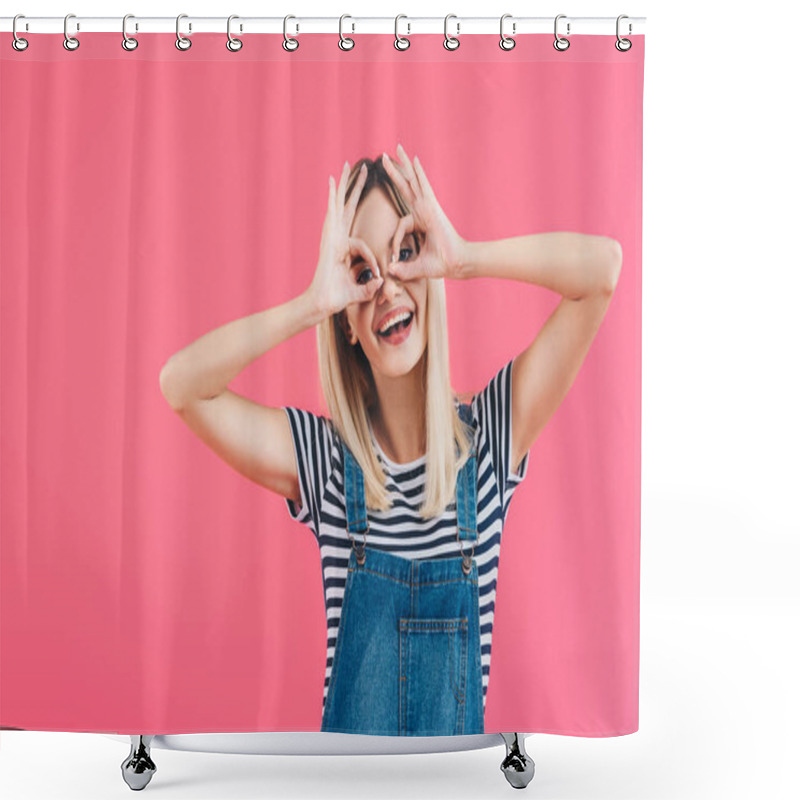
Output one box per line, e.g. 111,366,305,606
377,312,414,338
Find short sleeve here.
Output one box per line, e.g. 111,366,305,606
282,406,336,538
469,357,530,512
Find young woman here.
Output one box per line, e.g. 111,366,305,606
159,143,622,737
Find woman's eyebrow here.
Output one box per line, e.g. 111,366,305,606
389,232,416,248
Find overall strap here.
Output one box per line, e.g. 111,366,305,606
455,402,479,574
342,442,368,564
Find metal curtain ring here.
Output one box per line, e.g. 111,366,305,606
443,13,460,51
499,13,516,50
12,14,29,52
227,15,243,52
283,15,299,51
176,13,191,51
553,14,570,51
63,13,79,51
394,14,410,51
616,14,632,51
121,14,138,51
339,14,354,50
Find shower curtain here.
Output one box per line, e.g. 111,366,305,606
1,27,644,737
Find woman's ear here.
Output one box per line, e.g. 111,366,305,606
339,312,358,346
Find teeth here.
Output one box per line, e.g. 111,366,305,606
378,310,411,334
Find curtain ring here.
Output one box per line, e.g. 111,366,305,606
394,14,410,51
121,14,138,51
615,14,632,52
443,13,460,51
226,15,243,52
12,14,29,52
63,13,80,51
339,14,355,50
283,15,299,51
175,13,191,51
499,13,516,51
553,14,570,51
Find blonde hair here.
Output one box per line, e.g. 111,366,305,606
317,154,473,519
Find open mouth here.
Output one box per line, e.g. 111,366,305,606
377,312,414,338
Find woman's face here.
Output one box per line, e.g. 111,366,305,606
344,187,428,378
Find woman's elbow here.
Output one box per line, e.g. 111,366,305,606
159,358,184,411
601,237,623,295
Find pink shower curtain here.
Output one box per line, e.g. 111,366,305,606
1,31,644,736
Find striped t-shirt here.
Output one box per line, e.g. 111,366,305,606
282,357,529,715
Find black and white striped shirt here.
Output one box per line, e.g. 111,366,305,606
282,358,529,714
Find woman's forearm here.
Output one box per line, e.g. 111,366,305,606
159,288,327,411
456,232,622,299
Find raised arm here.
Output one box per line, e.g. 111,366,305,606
158,159,384,502
378,143,623,475
159,291,328,502
458,232,623,473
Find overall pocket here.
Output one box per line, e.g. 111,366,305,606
398,617,469,736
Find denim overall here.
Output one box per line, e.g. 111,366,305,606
320,403,484,736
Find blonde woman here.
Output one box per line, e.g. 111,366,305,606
159,143,622,736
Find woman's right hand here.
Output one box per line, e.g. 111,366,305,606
308,161,385,317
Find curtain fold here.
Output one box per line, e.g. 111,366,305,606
1,31,644,737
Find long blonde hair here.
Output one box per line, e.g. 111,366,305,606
317,154,473,519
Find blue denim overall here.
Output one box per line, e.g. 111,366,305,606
320,403,484,736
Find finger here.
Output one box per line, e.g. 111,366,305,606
359,272,385,302
390,214,415,264
412,154,439,204
327,175,336,217
396,143,423,199
348,237,381,280
344,163,368,229
381,151,417,206
337,161,351,211
386,258,415,282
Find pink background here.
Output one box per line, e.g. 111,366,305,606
1,33,643,735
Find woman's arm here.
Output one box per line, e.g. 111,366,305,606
457,232,623,474
159,290,325,411
376,145,623,475
456,231,620,298
158,290,327,501
158,159,382,501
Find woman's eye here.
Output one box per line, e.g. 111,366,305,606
356,267,375,285
398,247,414,262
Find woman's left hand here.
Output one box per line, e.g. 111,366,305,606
381,144,468,281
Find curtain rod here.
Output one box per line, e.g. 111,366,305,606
1,16,646,36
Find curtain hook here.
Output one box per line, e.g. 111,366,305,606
122,14,139,51
175,13,192,51
394,14,410,51
283,14,299,51
339,14,355,50
63,13,80,51
499,13,516,51
443,13,460,51
227,15,243,52
615,14,632,51
12,14,29,52
553,14,570,51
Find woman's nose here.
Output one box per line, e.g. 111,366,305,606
377,262,403,294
